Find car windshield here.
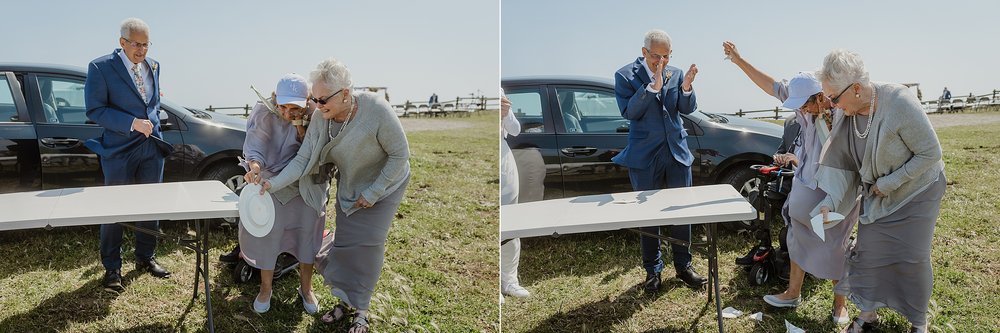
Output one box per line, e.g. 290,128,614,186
697,111,728,123
160,99,212,119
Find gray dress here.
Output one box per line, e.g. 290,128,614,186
312,94,412,311
784,176,859,281
834,114,947,327
238,102,324,270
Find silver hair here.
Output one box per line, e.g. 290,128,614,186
120,18,149,39
817,49,870,91
644,29,671,49
310,58,353,93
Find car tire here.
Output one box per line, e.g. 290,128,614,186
203,162,246,225
722,166,760,232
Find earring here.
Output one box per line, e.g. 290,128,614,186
342,99,347,103
855,93,861,98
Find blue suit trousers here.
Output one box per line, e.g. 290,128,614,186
99,139,164,270
628,154,693,275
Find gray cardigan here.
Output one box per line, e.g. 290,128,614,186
268,92,410,216
813,83,944,224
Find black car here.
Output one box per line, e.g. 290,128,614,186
502,76,782,228
0,63,247,202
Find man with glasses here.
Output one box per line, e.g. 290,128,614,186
612,29,706,293
84,17,171,292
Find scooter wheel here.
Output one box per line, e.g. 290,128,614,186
749,262,770,286
233,260,258,284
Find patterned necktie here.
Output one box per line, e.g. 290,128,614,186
131,63,147,102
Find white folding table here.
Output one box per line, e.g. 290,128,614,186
501,184,756,333
0,180,239,333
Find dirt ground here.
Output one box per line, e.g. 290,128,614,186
927,111,1000,128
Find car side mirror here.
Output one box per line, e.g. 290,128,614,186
616,124,630,133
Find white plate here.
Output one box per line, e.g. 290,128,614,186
239,183,275,238
809,212,845,241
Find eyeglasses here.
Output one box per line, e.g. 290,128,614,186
122,37,151,49
644,48,672,61
828,84,853,105
310,89,346,105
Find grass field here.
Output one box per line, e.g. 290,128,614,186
0,113,500,332
501,112,1000,332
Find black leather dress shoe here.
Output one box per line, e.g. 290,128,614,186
643,272,661,294
219,245,241,263
676,266,707,288
103,269,124,292
136,258,171,278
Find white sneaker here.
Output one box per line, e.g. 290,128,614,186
502,284,530,298
763,294,801,308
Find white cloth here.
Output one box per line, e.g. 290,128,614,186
500,111,520,205
500,238,521,286
500,110,522,285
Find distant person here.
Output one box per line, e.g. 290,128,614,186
941,86,951,101
84,17,170,292
612,29,706,293
499,92,530,300
816,49,945,333
429,93,439,109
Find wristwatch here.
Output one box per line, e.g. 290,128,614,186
292,119,304,126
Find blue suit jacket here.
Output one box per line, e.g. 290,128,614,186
84,49,162,158
612,57,697,169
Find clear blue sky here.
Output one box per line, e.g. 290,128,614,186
1,0,499,109
502,1,1000,114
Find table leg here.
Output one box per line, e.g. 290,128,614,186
192,220,201,300
710,222,724,333
200,219,216,333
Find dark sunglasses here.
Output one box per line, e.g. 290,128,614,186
310,89,346,105
829,84,854,105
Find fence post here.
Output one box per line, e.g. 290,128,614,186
774,107,779,119
736,109,743,117
244,104,250,117
207,105,213,112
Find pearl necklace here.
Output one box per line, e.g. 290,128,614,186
328,96,358,142
853,84,875,139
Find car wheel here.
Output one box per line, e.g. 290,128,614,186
722,166,760,231
204,162,246,224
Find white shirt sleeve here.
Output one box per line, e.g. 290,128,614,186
501,111,520,138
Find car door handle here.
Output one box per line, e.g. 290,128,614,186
40,137,81,148
560,147,597,157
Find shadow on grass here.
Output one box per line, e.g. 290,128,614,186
0,277,119,331
0,221,239,281
522,283,720,333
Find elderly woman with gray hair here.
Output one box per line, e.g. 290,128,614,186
814,49,946,333
260,58,410,333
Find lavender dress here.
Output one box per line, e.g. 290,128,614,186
238,101,324,270
772,81,859,281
